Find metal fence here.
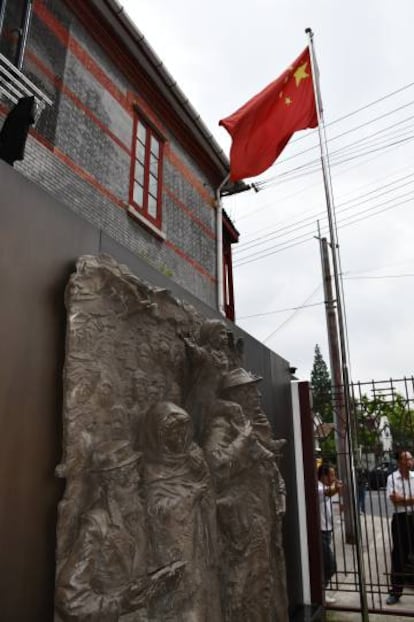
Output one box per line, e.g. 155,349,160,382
316,376,414,616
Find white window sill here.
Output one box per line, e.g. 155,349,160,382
127,205,166,241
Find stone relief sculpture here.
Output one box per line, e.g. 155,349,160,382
55,254,288,621
183,319,229,442
142,401,221,621
202,369,288,622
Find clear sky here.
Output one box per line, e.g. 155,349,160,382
122,0,414,382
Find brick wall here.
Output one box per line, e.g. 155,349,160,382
6,0,219,308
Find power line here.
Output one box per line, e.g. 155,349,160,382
234,192,414,267
230,94,414,228
245,80,414,176
344,273,414,281
234,172,414,254
256,98,414,188
262,284,323,343
237,300,325,320
235,188,414,264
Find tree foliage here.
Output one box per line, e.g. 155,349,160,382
310,345,336,462
353,392,414,454
310,344,333,423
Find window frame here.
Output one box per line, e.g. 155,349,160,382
129,110,164,233
0,0,33,70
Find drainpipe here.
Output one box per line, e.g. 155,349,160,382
216,174,230,316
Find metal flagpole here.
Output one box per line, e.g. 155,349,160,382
305,28,369,620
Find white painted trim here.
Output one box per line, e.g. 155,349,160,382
291,380,311,605
127,205,166,240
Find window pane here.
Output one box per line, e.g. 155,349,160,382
150,135,159,157
134,161,145,184
149,173,158,196
133,182,144,207
150,154,159,176
148,194,158,219
135,139,146,163
137,122,146,143
0,0,27,64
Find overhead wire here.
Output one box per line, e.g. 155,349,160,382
232,143,414,253
232,124,414,238
234,121,414,228
255,98,414,189
262,284,323,343
234,190,414,267
238,300,325,320
234,172,414,254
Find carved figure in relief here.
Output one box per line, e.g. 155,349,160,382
202,368,287,622
56,256,290,621
184,319,229,442
55,440,182,622
143,401,222,622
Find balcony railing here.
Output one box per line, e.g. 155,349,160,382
0,51,52,123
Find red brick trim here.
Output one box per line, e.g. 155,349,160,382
165,145,215,207
20,123,217,284
164,187,215,240
26,51,130,155
164,240,216,284
32,3,216,210
23,54,216,240
33,1,128,108
31,129,126,208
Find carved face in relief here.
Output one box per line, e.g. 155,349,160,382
160,407,192,454
66,370,99,411
133,370,148,403
147,402,193,455
147,373,166,403
97,374,115,408
200,320,228,350
227,382,262,413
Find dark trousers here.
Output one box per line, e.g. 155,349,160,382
321,530,336,587
390,512,414,596
358,486,366,514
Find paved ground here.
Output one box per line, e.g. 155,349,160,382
323,493,414,620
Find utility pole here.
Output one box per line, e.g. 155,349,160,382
319,234,355,543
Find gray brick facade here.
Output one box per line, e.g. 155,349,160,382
5,0,222,308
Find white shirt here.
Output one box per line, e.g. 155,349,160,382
386,469,414,513
318,480,333,531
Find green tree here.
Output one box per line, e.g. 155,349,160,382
310,344,333,423
310,345,335,463
354,393,414,455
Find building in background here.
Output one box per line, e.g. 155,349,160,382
0,0,241,317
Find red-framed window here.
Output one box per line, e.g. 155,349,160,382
0,0,33,69
129,112,164,230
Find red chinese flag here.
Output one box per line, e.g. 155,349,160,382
219,47,318,181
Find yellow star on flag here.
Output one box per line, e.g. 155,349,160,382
285,97,292,105
293,61,310,87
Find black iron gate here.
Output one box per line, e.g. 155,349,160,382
316,376,414,616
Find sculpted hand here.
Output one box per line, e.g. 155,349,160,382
240,420,253,439
250,441,274,463
123,578,147,610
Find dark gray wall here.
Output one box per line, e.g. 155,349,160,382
0,161,301,620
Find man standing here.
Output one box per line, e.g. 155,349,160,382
386,450,414,605
318,463,343,604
